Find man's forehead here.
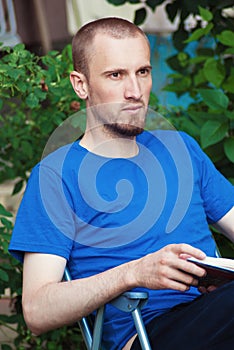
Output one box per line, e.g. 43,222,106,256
92,31,147,45
91,33,150,58
86,32,150,73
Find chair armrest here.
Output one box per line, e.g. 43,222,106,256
110,291,151,350
110,291,149,312
63,267,151,350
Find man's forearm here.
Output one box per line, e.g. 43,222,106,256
23,262,135,335
22,243,207,335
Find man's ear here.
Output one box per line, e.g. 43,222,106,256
70,71,88,100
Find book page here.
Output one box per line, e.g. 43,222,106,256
188,257,234,271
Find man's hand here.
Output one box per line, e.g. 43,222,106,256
198,285,217,293
128,243,207,292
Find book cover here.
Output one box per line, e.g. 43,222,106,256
187,257,234,288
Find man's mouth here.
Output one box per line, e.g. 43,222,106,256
122,104,143,113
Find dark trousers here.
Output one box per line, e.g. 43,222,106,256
131,281,234,350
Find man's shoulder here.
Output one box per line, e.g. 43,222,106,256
28,141,84,181
137,129,194,148
39,141,83,169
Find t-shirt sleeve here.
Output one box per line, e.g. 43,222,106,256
181,132,234,223
9,163,75,262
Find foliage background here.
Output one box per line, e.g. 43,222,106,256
0,0,234,348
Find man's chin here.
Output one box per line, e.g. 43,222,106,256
104,123,144,137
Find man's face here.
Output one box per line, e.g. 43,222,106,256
85,33,152,137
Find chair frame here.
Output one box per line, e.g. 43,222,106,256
63,267,152,350
63,247,221,349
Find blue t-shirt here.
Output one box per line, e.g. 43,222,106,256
9,130,234,349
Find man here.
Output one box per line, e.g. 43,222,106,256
9,17,234,350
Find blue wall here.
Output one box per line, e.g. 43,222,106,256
148,33,213,108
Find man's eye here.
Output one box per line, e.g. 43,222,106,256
139,69,148,75
111,72,120,78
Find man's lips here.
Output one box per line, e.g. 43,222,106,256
122,104,143,112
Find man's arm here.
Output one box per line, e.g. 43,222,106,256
213,206,234,242
22,244,206,335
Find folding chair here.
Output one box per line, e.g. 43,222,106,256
63,267,152,350
63,246,221,349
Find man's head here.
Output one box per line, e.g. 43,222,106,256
72,17,149,80
70,17,152,139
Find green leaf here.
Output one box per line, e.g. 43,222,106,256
1,217,13,229
198,6,213,21
1,344,13,350
184,23,213,43
25,93,39,108
0,314,22,324
178,52,188,63
185,28,204,43
188,111,227,127
224,137,234,163
13,43,25,52
188,111,207,125
0,268,9,282
2,240,10,253
194,69,206,86
172,24,189,51
107,0,126,5
0,204,13,217
16,80,28,93
7,68,24,80
172,76,191,90
180,119,201,138
134,7,147,25
217,30,234,47
166,1,178,22
222,76,234,93
190,56,209,64
201,142,225,163
149,92,159,107
224,47,234,55
225,110,234,120
201,120,228,149
198,89,229,110
12,179,24,195
146,0,164,11
203,58,225,87
34,87,47,100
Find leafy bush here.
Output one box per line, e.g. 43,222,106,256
0,205,84,350
0,43,85,193
0,44,85,348
163,5,234,183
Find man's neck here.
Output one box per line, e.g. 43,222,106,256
79,128,140,158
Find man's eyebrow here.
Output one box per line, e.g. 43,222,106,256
102,65,152,75
137,65,152,71
102,68,127,75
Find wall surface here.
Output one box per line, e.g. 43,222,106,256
14,0,71,51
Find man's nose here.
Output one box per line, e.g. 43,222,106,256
124,76,142,100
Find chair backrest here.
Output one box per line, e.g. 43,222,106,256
0,0,21,47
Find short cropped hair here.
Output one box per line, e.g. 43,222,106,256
72,17,149,79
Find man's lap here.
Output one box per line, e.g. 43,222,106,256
131,281,234,350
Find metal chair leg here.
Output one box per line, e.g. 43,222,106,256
132,307,152,350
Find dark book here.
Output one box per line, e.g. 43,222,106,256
188,257,234,288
